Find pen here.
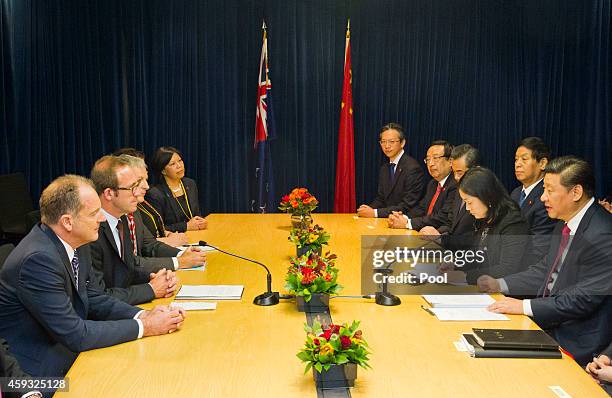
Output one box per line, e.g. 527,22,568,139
420,305,435,316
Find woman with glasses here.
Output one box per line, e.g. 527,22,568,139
453,166,530,284
146,147,207,232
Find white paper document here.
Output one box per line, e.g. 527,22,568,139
176,285,244,300
422,294,495,308
429,307,509,321
171,301,217,311
179,245,217,252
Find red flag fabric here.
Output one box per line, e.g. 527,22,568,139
333,21,356,213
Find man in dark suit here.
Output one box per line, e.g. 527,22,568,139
387,140,456,230
117,154,208,275
418,144,480,250
478,157,612,366
0,175,185,378
357,123,425,218
88,155,179,305
511,137,556,263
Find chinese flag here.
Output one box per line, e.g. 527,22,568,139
333,20,355,213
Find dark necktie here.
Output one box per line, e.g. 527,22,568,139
543,224,571,296
71,252,80,290
388,163,396,183
519,190,527,207
427,183,442,215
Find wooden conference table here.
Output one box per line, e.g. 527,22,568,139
55,214,607,397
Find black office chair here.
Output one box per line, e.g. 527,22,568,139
0,173,35,239
0,243,15,270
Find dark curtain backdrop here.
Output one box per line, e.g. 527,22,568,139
1,0,610,213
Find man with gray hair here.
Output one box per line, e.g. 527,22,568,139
0,175,185,379
419,144,480,248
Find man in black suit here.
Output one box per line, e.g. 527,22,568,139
418,144,480,249
478,157,612,366
88,155,180,305
0,175,184,378
117,154,207,275
357,123,425,218
387,140,456,230
511,137,556,263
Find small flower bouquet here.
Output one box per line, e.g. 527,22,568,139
297,320,371,388
285,251,341,304
279,188,319,215
289,224,330,255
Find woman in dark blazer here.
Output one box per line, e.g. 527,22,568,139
146,147,207,232
456,167,530,284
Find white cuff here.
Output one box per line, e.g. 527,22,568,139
134,310,145,338
403,215,412,229
172,257,179,270
22,392,43,398
522,299,533,316
374,209,378,218
497,278,509,294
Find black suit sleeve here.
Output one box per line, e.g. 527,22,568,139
375,164,425,219
89,241,156,305
146,186,188,233
135,219,179,274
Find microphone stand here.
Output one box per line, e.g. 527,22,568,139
197,241,279,306
374,262,401,306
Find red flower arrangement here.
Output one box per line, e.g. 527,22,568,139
279,188,319,215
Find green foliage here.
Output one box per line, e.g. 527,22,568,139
285,251,342,299
296,320,371,374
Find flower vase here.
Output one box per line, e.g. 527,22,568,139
313,363,358,389
296,293,330,312
296,245,322,258
291,213,313,229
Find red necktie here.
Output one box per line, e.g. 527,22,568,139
127,213,137,255
543,224,571,296
427,183,442,215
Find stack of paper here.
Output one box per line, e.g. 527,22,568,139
422,294,495,308
429,308,509,321
422,294,509,321
171,301,217,311
176,285,244,300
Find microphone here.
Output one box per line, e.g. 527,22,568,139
196,241,279,306
373,261,401,306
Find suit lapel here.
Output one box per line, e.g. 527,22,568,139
101,221,120,256
40,224,80,294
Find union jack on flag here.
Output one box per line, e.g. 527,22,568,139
253,21,276,213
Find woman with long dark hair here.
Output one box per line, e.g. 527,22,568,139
146,146,207,232
457,166,529,284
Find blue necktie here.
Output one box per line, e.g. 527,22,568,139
388,163,396,183
71,252,79,290
518,190,527,207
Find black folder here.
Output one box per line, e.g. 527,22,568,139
461,334,562,359
472,328,559,350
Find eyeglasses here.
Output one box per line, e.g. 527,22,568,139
379,139,401,146
423,155,448,165
116,178,144,196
